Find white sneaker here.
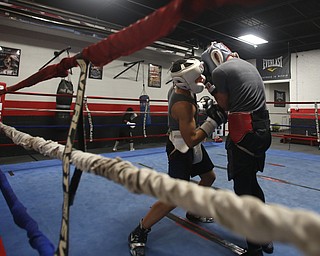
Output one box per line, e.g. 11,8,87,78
130,148,135,151
112,148,117,152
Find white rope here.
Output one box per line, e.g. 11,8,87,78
84,96,94,142
1,121,320,256
315,103,320,145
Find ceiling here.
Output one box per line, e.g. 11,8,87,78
2,0,320,59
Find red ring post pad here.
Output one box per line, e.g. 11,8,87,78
0,236,6,256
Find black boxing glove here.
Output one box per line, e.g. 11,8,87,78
206,103,228,127
199,103,227,136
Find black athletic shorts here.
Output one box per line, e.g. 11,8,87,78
225,129,271,181
166,139,214,181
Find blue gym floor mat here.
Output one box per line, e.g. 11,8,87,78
0,142,319,255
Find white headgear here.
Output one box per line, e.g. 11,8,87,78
170,58,205,94
201,41,239,83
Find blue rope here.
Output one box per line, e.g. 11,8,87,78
0,169,54,256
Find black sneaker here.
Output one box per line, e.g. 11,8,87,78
262,242,274,254
186,212,214,223
242,248,263,256
128,221,151,256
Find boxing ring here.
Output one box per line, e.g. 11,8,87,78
1,0,320,255
1,123,320,256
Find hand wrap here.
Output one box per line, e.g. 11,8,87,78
200,117,218,136
127,122,136,129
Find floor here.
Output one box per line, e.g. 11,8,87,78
0,137,319,256
1,135,319,165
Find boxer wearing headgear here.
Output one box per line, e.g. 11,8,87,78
128,58,225,256
201,42,273,256
170,58,206,94
201,41,239,88
168,58,227,153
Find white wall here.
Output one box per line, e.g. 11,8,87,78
290,50,320,106
1,18,320,109
265,82,290,130
0,21,183,107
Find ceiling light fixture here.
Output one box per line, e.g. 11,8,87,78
238,34,268,48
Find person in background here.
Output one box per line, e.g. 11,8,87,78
201,41,273,256
212,126,223,142
128,58,228,256
112,107,137,151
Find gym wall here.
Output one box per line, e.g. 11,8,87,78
1,17,320,155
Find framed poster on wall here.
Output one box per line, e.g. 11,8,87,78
88,63,103,79
274,90,286,107
148,63,162,88
0,46,21,76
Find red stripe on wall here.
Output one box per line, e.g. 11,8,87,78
290,108,317,119
4,101,56,116
3,100,168,116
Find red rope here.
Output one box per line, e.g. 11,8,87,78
1,56,78,94
81,0,247,66
81,0,186,66
0,0,256,95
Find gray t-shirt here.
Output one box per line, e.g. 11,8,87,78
212,58,266,112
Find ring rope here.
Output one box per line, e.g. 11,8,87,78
6,91,168,103
1,121,320,256
0,0,206,95
55,59,88,256
4,107,318,118
4,108,169,115
0,168,55,256
84,97,94,142
0,1,319,255
314,103,320,147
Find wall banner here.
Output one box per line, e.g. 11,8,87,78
256,53,291,81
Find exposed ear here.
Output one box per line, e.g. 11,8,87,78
210,49,224,66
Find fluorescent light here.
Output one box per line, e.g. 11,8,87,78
238,34,268,47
